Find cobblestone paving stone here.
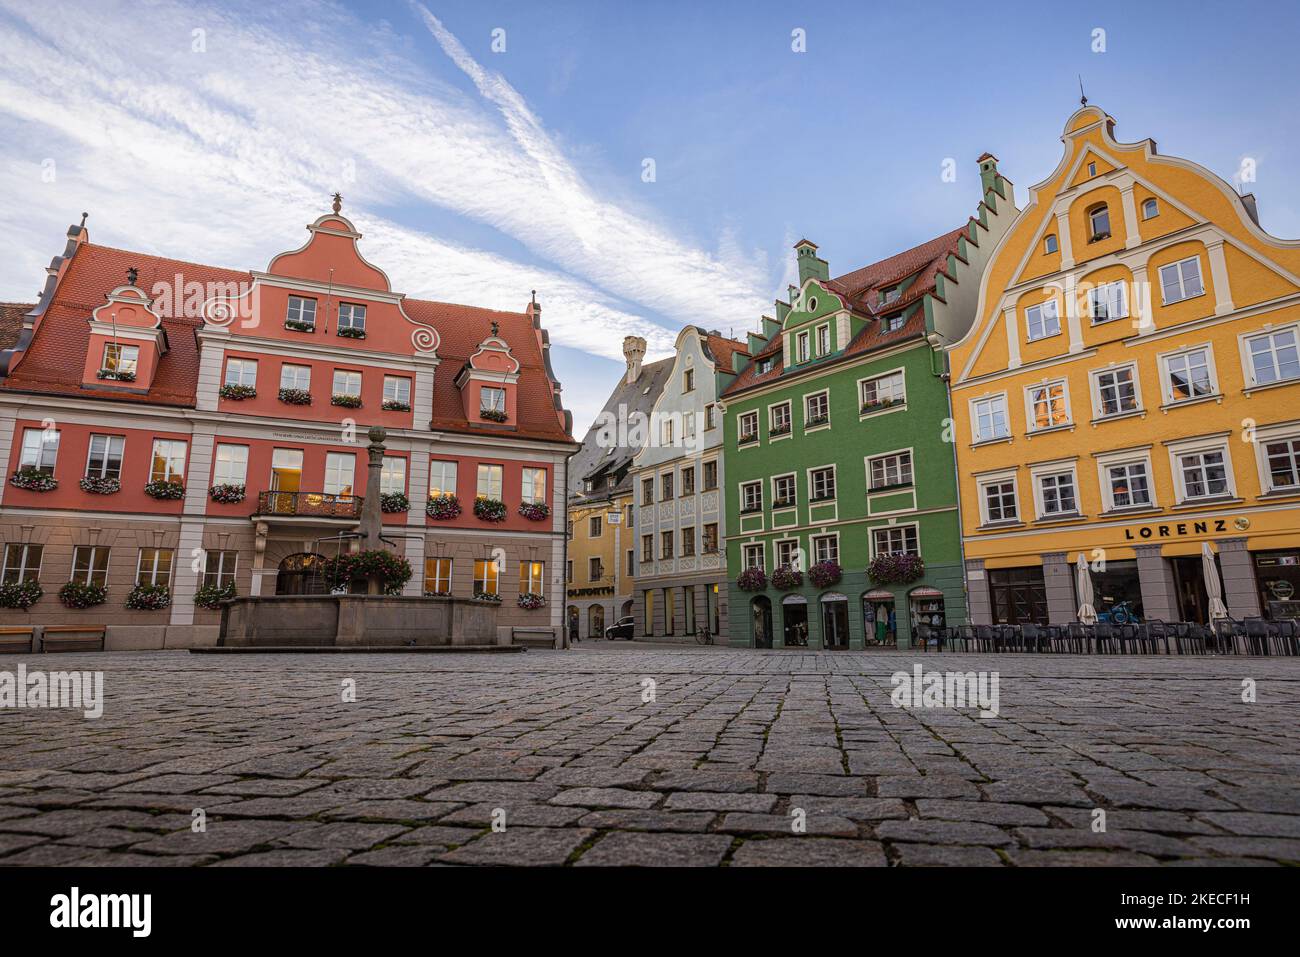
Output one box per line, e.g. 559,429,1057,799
1,645,1298,866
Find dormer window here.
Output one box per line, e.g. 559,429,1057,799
481,386,507,421
1087,204,1111,242
883,313,905,333
100,343,139,380
1044,234,1058,254
285,295,317,331
757,358,773,375
337,302,366,338
881,287,901,305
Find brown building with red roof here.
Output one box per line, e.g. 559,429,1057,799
0,201,577,649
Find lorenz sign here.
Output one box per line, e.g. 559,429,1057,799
1122,516,1251,541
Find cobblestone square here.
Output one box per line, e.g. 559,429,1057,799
1,645,1298,866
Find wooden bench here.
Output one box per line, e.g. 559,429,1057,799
510,627,558,650
0,626,35,654
40,625,107,653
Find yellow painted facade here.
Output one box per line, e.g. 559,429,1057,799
948,106,1300,625
564,493,634,639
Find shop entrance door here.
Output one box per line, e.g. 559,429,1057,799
781,596,808,647
1172,556,1211,624
821,595,849,649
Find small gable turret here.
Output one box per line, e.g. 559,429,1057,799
455,320,521,427
81,270,167,392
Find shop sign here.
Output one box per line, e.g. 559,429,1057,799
1123,518,1231,541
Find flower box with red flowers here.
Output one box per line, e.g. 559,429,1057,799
473,497,507,522
517,592,546,610
144,479,185,500
518,501,549,522
426,493,462,520
10,467,57,492
79,475,121,495
209,483,246,504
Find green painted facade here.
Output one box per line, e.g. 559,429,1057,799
721,254,968,650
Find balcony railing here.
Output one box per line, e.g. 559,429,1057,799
256,491,363,519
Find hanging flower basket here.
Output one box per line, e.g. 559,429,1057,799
382,399,411,412
331,394,363,408
518,501,549,522
96,368,136,382
517,592,546,610
808,560,842,588
126,583,171,610
10,467,57,492
278,387,312,405
219,384,257,400
194,582,237,610
479,408,508,423
473,497,507,522
209,483,246,504
284,318,315,333
337,327,366,339
144,479,185,500
318,549,412,596
472,592,503,604
736,567,767,592
426,493,462,520
79,475,121,495
59,581,107,609
771,564,804,590
380,492,409,513
868,553,925,585
0,580,43,609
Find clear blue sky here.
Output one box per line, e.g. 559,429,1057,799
2,0,1297,429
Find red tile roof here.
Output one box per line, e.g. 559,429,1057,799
701,332,749,373
1,241,572,441
0,302,33,352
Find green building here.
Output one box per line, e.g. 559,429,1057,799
720,156,1017,649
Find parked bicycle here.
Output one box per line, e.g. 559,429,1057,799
695,626,714,645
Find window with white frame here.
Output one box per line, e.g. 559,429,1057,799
136,547,173,586
883,313,905,333
473,559,499,597
683,411,695,440
86,434,125,480
971,395,1009,442
519,560,545,597
743,543,764,570
19,428,59,473
1088,204,1111,240
70,546,110,587
1176,447,1231,500
1104,459,1154,510
810,466,835,501
324,452,356,497
1087,281,1128,323
1027,381,1069,430
481,386,506,414
102,343,139,376
212,443,248,486
1163,346,1216,403
1264,436,1300,491
805,391,829,425
812,534,838,564
682,367,694,392
332,370,361,398
777,539,800,568
337,302,366,333
659,415,675,447
773,474,796,507
1094,366,1139,417
149,439,186,483
796,331,810,363
980,478,1018,523
1,543,42,584
1037,470,1078,516
770,402,791,435
816,324,830,355
383,376,411,407
428,460,457,498
1245,328,1300,386
380,455,406,495
1044,234,1058,254
861,371,905,409
1025,299,1060,340
280,364,311,391
224,358,257,387
869,451,912,489
522,467,546,504
477,463,503,499
286,295,317,327
738,411,759,443
1158,256,1204,304
203,550,238,588
425,557,453,594
872,525,918,557
741,481,762,513
1142,198,1159,219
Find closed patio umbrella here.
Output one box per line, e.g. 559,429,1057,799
1076,553,1097,624
1203,541,1229,621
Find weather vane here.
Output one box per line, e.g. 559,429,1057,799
1078,75,1088,107
331,192,342,214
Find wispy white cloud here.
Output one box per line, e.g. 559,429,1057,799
0,0,764,422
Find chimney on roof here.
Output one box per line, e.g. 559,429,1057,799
623,335,646,385
978,153,1000,197
794,239,829,285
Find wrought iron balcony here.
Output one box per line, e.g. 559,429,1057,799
255,491,363,519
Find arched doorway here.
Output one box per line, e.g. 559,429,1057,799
589,604,605,638
863,590,896,646
781,594,808,646
751,596,773,649
821,592,849,649
276,553,327,595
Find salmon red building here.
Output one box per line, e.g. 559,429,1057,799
0,200,577,648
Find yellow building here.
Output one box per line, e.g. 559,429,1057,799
949,105,1300,626
565,493,634,640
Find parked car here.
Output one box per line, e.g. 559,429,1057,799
604,616,635,641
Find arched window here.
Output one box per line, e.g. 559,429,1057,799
1142,198,1159,219
1044,234,1058,255
1087,204,1111,242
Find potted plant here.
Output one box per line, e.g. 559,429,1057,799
126,582,171,610
144,479,186,500
426,494,462,520
517,592,545,610
479,408,508,423
209,483,246,504
380,491,409,513
278,387,312,405
10,467,57,492
194,581,237,610
473,497,507,522
868,553,925,585
517,501,549,521
736,567,767,592
219,383,257,400
79,475,121,494
331,394,363,408
808,560,842,588
382,398,411,412
59,581,107,609
0,580,43,609
771,564,804,590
